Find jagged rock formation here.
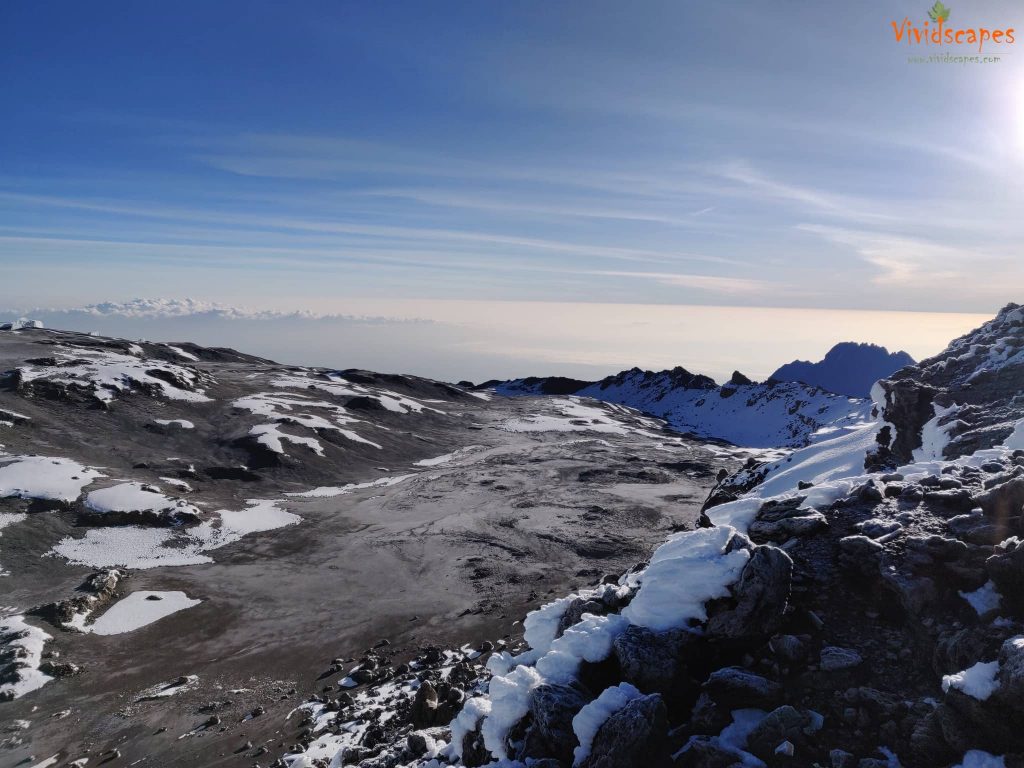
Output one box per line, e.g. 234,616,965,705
770,342,915,398
870,303,1024,468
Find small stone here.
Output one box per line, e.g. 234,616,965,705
820,646,863,672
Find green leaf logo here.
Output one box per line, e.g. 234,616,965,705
928,1,951,22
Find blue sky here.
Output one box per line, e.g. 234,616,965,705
0,1,1022,377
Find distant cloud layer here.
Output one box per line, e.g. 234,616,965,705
2,298,994,387
9,298,429,324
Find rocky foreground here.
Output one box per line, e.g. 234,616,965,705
275,304,1024,768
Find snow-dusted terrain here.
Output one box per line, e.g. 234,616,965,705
491,368,873,448
0,323,758,767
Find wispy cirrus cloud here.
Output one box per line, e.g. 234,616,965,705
590,270,791,297
795,224,1016,293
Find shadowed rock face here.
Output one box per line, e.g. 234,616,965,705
770,342,915,398
871,302,1024,468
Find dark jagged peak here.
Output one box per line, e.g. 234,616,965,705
770,341,915,398
491,375,592,396
870,302,1024,466
729,370,754,386
593,365,718,393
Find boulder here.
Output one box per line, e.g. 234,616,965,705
745,705,813,761
558,597,608,637
515,682,592,764
749,511,827,541
577,693,669,768
701,667,783,710
837,536,883,577
997,635,1024,703
613,625,697,701
674,735,745,767
706,546,792,641
820,646,863,672
988,540,1024,609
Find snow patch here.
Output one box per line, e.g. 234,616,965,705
52,499,299,569
84,591,200,635
154,418,194,429
960,581,1002,616
621,525,750,631
0,456,103,502
954,750,1006,768
942,660,1000,701
0,615,53,699
84,482,200,519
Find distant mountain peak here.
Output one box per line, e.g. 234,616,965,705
769,341,914,398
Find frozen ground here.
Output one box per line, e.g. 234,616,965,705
0,327,751,767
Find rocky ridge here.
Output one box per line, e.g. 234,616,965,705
491,367,871,449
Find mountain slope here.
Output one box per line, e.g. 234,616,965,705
495,367,871,448
770,341,915,398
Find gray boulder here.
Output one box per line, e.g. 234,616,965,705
577,693,668,768
706,546,792,641
612,624,696,699
988,540,1024,609
997,635,1024,702
744,705,813,761
701,666,783,710
820,646,863,672
515,681,592,764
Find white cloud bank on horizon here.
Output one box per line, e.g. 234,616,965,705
2,297,996,386
8,297,430,323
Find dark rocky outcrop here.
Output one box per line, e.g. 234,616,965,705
770,342,915,398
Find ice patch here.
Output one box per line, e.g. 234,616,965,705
914,403,960,462
942,660,1000,700
16,345,211,403
0,615,53,700
249,423,325,456
161,344,199,361
270,371,445,415
233,392,382,454
52,499,299,569
502,398,661,437
285,474,415,498
83,591,200,635
1003,418,1024,450
0,456,104,502
960,581,1002,616
413,446,484,467
84,482,200,519
954,751,1006,768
